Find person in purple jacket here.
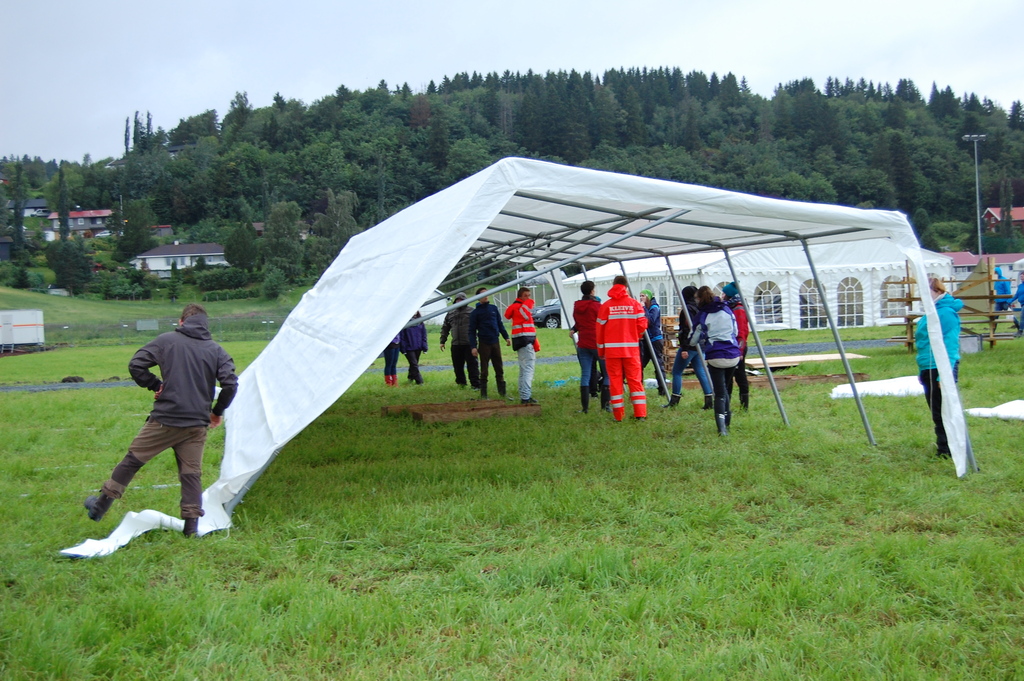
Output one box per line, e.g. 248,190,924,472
688,286,741,436
400,311,428,384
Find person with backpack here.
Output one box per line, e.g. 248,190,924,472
689,286,741,436
722,282,750,410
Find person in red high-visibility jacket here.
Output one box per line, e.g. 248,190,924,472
504,287,540,404
596,275,648,421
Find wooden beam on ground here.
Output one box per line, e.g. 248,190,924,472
382,400,508,417
745,353,867,370
383,400,541,423
414,403,541,423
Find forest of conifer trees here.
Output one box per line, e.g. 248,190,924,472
4,66,1024,282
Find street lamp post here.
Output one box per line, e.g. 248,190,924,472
962,134,987,255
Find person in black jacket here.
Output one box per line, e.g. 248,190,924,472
469,287,511,399
440,292,480,389
83,304,237,537
665,286,714,410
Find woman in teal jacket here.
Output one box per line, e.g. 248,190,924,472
915,277,963,458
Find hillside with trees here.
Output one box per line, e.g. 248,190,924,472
3,67,1023,296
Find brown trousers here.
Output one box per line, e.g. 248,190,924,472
101,419,208,518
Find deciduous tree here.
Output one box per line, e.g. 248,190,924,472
224,221,259,272
261,201,303,282
115,200,157,261
46,236,93,295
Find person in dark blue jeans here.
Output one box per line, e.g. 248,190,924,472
382,334,400,386
469,287,511,399
639,289,665,395
665,286,713,410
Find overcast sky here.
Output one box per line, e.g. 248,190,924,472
3,0,1021,164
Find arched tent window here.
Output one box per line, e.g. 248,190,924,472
658,284,669,309
752,281,782,324
799,279,826,328
713,281,728,298
837,277,864,327
880,276,907,318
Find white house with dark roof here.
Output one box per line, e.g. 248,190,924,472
6,198,49,217
131,242,226,278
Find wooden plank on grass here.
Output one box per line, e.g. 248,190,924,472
412,403,541,423
745,353,867,370
382,400,508,417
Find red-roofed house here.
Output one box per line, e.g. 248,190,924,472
44,210,113,241
944,251,1024,279
983,207,1024,233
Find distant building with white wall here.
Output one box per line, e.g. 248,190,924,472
132,243,226,278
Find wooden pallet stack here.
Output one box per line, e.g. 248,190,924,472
660,314,681,373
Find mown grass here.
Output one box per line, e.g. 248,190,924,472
0,285,308,325
2,325,1023,679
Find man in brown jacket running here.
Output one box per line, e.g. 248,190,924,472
83,303,238,537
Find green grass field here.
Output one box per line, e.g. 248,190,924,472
2,297,1024,678
0,285,308,325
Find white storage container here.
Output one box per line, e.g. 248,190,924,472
0,309,45,347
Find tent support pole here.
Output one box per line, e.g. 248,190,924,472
721,249,789,426
432,214,653,306
800,239,876,446
547,268,571,330
619,261,670,400
663,257,713,403
414,208,693,326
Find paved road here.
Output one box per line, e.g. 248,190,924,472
0,339,893,393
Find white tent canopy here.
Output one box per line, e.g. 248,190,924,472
563,241,953,329
62,157,974,558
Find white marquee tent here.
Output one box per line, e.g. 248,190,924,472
560,241,953,330
62,158,975,558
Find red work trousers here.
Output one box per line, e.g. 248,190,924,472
605,356,646,421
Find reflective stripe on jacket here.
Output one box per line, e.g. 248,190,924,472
596,284,647,359
504,298,537,338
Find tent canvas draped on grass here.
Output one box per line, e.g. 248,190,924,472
61,157,970,558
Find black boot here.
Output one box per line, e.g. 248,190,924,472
739,392,749,410
496,380,507,399
183,518,199,537
716,413,729,436
663,394,680,408
479,380,488,399
83,494,114,521
579,386,590,413
600,386,611,412
702,394,714,410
